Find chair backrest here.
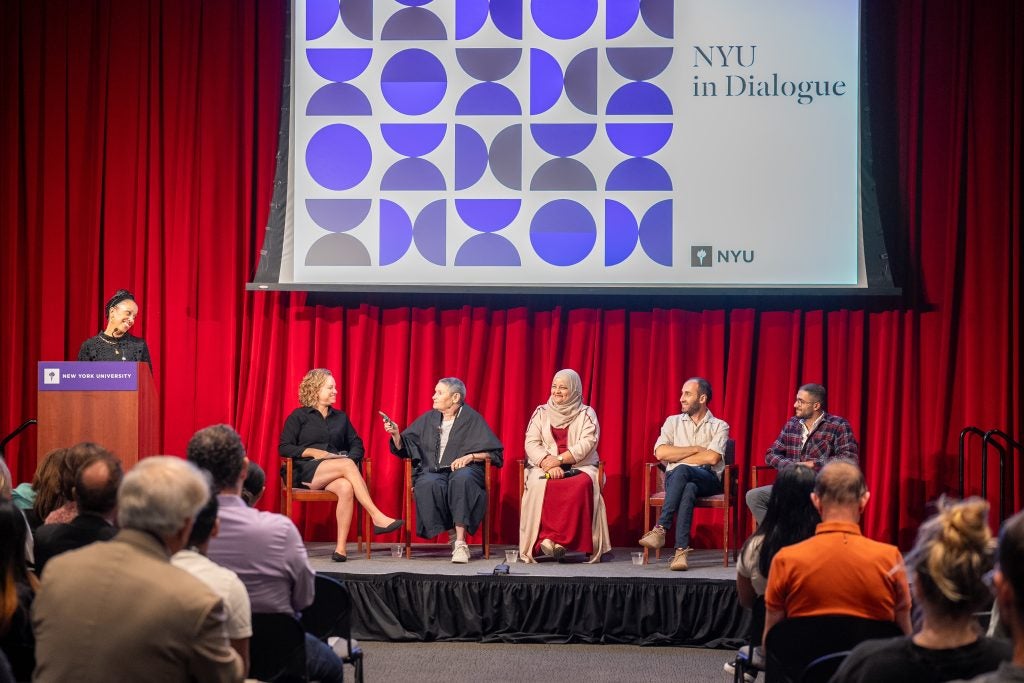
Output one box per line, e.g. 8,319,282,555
250,612,307,682
800,651,851,683
300,574,354,645
765,615,903,683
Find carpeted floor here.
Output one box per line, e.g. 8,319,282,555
357,640,737,682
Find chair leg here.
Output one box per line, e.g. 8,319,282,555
722,509,730,567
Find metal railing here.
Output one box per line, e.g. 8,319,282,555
959,426,1024,523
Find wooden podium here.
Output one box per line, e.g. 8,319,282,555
37,362,158,469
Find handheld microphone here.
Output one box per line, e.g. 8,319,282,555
544,468,582,479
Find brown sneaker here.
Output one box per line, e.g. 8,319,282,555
638,527,666,550
669,547,691,571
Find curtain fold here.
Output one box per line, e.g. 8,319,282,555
1,0,1020,550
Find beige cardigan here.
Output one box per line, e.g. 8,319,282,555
518,404,612,563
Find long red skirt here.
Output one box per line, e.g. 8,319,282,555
533,472,594,555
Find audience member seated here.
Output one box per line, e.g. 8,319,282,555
173,490,253,676
763,460,912,649
519,369,611,563
638,377,730,571
724,464,819,678
1,457,35,570
279,368,403,561
746,383,859,525
189,424,344,683
28,448,68,531
33,447,122,575
832,496,1010,682
385,377,503,564
957,509,1024,683
0,499,38,682
241,461,266,507
38,442,106,526
32,457,242,683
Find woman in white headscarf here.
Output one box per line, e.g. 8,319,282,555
519,369,611,563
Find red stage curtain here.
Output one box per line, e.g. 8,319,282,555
1,1,1020,550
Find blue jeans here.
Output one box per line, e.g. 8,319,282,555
657,465,722,549
305,633,344,683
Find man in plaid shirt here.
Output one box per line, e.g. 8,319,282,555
746,383,859,524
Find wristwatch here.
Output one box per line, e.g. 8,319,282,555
557,455,564,463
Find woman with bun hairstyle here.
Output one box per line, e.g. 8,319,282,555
832,497,1010,682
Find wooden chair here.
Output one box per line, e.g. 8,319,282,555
280,457,372,559
249,612,307,682
402,458,492,559
516,459,605,560
642,439,737,567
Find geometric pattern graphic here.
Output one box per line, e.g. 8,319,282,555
292,0,861,286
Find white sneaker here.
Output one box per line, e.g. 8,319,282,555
723,660,756,682
452,541,470,564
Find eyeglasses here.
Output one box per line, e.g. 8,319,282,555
794,398,817,406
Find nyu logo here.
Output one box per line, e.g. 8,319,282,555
690,246,756,267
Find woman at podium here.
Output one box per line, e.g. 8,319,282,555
76,289,152,369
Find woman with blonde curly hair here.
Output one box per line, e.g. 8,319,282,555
832,497,1010,682
279,368,402,561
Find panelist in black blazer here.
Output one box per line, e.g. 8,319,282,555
279,368,402,562
76,289,152,370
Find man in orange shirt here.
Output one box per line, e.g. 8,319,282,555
763,460,912,645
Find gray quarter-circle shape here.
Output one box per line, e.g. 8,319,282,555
456,48,522,82
606,47,673,81
304,233,371,266
381,6,447,40
564,48,597,114
340,0,373,40
530,158,596,191
641,0,674,39
488,124,522,190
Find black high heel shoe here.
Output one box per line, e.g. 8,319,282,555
373,519,404,534
331,552,347,562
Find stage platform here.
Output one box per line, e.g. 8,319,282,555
309,542,750,648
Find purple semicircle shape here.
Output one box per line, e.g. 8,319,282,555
455,124,488,190
606,0,641,39
380,158,446,191
530,49,563,115
412,199,446,265
606,123,672,157
639,199,673,265
380,124,446,157
532,0,598,40
605,158,672,190
380,49,448,115
455,234,521,266
456,0,489,39
306,0,340,41
306,49,373,82
307,83,372,116
339,0,373,40
604,199,639,266
606,47,673,81
606,82,672,115
531,123,596,157
396,0,433,6
490,0,523,39
379,200,414,265
455,199,521,232
305,199,372,233
456,83,522,115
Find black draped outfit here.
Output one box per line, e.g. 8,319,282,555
390,405,503,538
278,406,365,487
77,332,152,370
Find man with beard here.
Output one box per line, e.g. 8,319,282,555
746,383,859,525
638,378,730,571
